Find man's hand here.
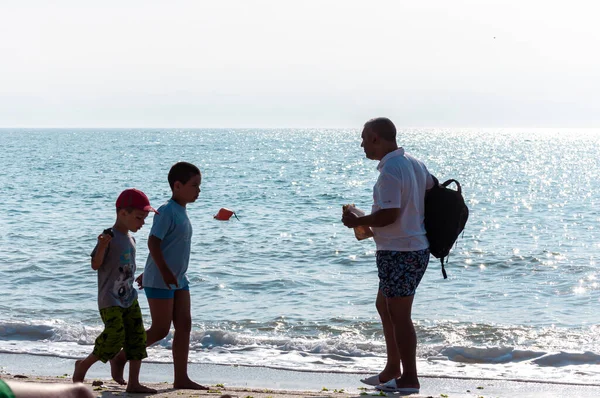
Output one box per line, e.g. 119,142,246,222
135,273,144,290
160,267,179,289
342,212,361,228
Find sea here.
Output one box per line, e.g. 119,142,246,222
1,128,600,384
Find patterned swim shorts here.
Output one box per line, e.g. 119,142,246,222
376,249,430,298
93,300,148,362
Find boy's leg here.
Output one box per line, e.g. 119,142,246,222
126,360,157,394
146,297,175,345
122,300,156,394
72,353,99,383
172,289,207,390
75,306,125,383
108,356,127,385
111,296,174,384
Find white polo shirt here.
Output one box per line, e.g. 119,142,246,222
371,148,434,251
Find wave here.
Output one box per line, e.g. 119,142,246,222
439,346,546,364
2,319,600,368
4,318,600,384
435,346,600,367
0,321,56,340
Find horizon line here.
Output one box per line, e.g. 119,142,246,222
2,126,600,130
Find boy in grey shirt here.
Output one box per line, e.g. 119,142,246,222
73,189,157,394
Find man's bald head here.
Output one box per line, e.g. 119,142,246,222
363,117,396,142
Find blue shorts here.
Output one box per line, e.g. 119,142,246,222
377,249,430,298
144,285,189,299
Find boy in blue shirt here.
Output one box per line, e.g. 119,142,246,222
112,162,206,390
73,188,157,394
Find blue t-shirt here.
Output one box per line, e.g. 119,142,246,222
143,199,192,289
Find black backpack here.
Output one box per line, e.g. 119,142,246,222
424,176,469,279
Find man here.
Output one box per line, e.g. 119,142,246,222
342,117,434,394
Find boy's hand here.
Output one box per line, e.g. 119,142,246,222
160,268,179,289
135,273,144,290
97,233,112,247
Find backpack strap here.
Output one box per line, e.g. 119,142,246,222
440,257,448,279
442,179,462,194
430,175,448,279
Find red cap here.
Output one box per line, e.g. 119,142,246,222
116,189,158,213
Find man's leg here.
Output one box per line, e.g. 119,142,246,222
172,289,208,390
386,295,419,388
375,289,402,382
379,249,429,390
111,297,174,384
372,250,404,383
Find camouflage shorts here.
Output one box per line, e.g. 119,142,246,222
377,249,430,298
93,300,147,362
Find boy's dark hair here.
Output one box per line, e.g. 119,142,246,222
116,206,136,214
364,117,396,142
168,162,201,189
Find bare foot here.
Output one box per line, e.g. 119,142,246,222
173,379,209,390
110,356,127,385
72,360,85,383
126,384,157,394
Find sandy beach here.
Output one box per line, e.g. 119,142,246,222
2,353,600,398
3,372,600,398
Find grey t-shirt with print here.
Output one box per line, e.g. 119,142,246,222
90,229,138,310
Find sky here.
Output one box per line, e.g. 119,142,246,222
1,0,599,128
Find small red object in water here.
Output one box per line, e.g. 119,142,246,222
214,208,235,221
